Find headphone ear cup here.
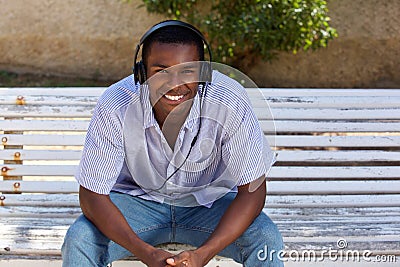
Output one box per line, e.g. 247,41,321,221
135,61,147,84
200,62,212,84
133,62,140,84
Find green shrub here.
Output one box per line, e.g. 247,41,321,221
135,0,337,69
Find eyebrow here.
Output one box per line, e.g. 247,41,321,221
150,63,169,69
150,63,199,69
181,64,198,69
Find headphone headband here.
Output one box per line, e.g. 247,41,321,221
133,20,212,84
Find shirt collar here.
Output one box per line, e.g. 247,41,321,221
140,84,157,129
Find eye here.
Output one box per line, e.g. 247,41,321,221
181,69,196,74
157,69,168,73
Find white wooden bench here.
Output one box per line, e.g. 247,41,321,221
1,87,399,266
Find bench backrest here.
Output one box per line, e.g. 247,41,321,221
1,88,400,208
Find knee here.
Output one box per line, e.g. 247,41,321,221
62,215,106,252
63,216,89,245
249,214,284,252
62,215,111,266
245,216,284,266
258,220,284,252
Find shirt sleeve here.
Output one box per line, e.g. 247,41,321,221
75,97,125,195
222,103,276,187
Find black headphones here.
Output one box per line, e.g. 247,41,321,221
133,20,213,85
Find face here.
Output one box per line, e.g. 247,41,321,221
145,42,201,126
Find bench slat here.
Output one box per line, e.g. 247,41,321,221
3,88,400,97
257,88,400,96
0,150,82,161
270,207,400,219
2,119,400,132
268,180,400,195
269,135,400,148
2,95,400,110
0,87,106,96
2,134,399,147
3,105,400,120
0,95,98,106
264,108,400,120
0,119,90,131
3,89,400,101
0,180,79,193
275,150,400,162
0,134,86,146
262,120,400,133
2,210,400,229
3,193,400,208
1,165,76,176
0,207,81,218
1,105,94,118
2,166,399,179
269,166,400,179
266,194,400,208
251,96,400,108
3,204,400,220
2,149,400,162
1,179,399,194
1,194,79,207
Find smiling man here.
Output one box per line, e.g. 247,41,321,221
61,20,283,267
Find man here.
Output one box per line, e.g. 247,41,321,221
62,20,283,267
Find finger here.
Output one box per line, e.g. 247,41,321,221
165,258,188,266
166,251,189,265
166,258,177,266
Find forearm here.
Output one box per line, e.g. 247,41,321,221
79,186,155,261
196,178,266,264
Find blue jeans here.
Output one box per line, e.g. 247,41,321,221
62,192,284,266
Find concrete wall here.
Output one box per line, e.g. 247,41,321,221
249,0,400,88
0,0,399,88
0,0,163,80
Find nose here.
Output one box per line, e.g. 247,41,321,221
166,71,182,89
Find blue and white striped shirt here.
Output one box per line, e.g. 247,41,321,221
76,70,275,207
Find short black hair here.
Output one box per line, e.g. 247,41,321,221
141,24,205,67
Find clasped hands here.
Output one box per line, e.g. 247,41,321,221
144,248,206,267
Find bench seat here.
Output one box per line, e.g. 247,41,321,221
1,87,399,266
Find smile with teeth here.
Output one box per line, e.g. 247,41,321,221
164,94,184,101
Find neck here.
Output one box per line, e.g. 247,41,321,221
155,100,193,149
